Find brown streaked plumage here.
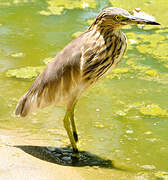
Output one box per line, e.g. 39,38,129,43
15,7,160,153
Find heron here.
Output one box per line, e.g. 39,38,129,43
15,7,160,153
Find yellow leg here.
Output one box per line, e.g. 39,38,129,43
70,106,78,142
63,110,78,153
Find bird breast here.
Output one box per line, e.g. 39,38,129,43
82,29,127,84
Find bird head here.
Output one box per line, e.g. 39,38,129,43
94,7,160,28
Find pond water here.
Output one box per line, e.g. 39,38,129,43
0,0,168,179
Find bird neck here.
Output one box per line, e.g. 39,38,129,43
88,24,122,42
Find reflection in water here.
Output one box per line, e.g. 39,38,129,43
15,145,123,169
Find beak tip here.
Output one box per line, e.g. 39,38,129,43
152,22,161,25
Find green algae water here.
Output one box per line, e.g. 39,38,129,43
0,0,168,179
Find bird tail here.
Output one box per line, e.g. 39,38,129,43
15,92,38,117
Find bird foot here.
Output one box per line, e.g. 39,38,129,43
73,147,79,154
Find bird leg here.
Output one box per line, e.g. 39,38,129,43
63,110,78,153
69,105,78,142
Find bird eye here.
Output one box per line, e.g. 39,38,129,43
115,16,120,21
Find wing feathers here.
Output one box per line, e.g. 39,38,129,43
15,34,84,117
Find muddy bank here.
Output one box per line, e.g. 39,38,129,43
0,129,141,180
0,130,83,180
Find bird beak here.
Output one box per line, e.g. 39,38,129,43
125,15,160,25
